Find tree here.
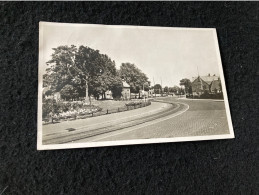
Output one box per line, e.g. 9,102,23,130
154,84,162,94
188,86,193,94
87,54,118,99
180,78,192,94
45,89,53,97
44,45,78,93
44,45,119,101
110,76,123,99
169,85,180,94
60,84,77,101
164,86,169,94
119,63,150,98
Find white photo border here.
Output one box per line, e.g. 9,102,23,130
37,22,234,150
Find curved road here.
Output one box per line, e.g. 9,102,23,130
73,97,230,143
43,100,186,144
42,97,230,144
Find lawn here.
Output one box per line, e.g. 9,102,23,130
91,100,131,111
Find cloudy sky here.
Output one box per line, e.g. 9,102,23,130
41,22,222,87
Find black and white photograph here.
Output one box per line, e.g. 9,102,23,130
38,22,234,150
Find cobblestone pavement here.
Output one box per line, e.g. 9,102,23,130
73,97,230,142
42,97,231,144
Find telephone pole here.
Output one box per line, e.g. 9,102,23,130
161,78,163,97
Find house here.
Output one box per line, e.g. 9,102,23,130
210,79,221,93
191,74,221,95
104,90,113,99
121,81,131,100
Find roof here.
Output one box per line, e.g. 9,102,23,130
192,75,219,85
122,81,130,88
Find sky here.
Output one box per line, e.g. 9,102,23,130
41,22,221,87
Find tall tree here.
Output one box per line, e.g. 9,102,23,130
119,63,150,97
164,86,169,94
60,84,78,101
154,84,162,94
110,75,123,99
44,45,119,101
180,78,192,94
169,85,180,93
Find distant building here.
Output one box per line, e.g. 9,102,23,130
139,90,152,98
121,81,131,100
191,74,221,95
103,90,113,99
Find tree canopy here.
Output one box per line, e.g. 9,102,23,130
119,63,150,94
164,86,169,93
180,78,192,93
43,45,122,100
154,84,162,94
169,86,180,93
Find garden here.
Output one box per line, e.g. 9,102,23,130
42,99,151,124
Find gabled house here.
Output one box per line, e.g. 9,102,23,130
191,74,221,95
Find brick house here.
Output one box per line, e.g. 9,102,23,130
191,74,221,95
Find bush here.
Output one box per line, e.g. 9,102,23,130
42,100,102,119
42,99,59,118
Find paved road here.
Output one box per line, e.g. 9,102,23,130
73,97,229,142
42,97,230,144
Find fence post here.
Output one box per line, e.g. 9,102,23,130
107,109,108,114
92,112,93,117
118,107,120,112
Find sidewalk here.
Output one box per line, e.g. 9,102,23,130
42,101,173,137
177,97,224,102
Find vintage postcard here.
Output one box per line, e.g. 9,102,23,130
37,22,234,150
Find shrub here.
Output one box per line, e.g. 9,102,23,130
42,100,102,119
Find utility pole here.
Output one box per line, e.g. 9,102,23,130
161,78,163,97
153,77,156,97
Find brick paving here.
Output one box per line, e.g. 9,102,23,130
75,97,230,142
43,97,231,144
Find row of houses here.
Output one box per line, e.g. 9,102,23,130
103,81,153,100
43,81,151,101
43,74,222,101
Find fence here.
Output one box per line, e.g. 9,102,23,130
43,100,151,124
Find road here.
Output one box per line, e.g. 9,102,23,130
42,97,230,144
